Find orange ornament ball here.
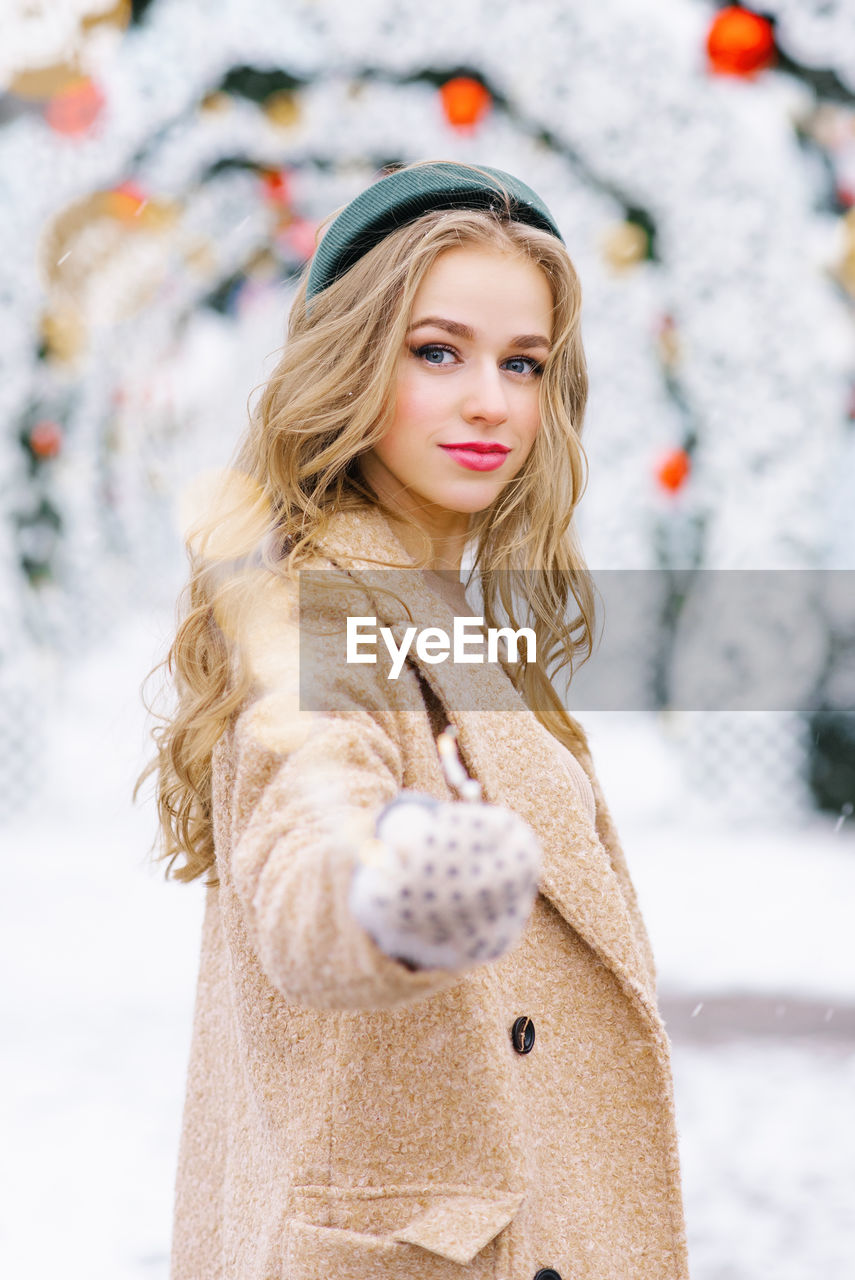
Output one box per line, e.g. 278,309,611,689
656,449,690,493
439,77,492,131
30,420,63,459
106,180,148,221
707,7,776,77
45,77,105,136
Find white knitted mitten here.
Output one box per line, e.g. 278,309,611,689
348,791,542,972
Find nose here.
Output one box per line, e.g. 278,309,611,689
460,358,509,427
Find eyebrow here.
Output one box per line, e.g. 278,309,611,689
407,315,552,351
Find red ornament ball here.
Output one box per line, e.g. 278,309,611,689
439,77,492,131
45,77,104,135
706,7,776,77
262,169,292,205
656,448,690,493
29,420,63,459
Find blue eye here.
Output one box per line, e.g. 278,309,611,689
504,356,544,376
412,343,456,365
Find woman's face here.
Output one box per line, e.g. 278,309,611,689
360,245,553,535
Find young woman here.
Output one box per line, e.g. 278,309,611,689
140,160,690,1280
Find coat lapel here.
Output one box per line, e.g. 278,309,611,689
314,506,655,1008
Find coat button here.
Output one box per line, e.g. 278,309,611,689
511,1015,535,1054
533,1270,562,1280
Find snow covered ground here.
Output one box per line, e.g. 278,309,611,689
1,609,853,1279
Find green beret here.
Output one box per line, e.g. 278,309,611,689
305,160,564,302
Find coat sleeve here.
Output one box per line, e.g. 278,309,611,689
212,570,464,1011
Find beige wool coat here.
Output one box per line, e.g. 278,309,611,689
169,503,691,1280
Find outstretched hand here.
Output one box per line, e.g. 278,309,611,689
348,791,542,972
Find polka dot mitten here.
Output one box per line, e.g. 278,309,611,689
348,791,543,973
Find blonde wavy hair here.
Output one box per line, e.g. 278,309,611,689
135,160,597,887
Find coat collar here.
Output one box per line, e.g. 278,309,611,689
314,504,656,1011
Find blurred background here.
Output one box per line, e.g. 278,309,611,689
1,1,854,1277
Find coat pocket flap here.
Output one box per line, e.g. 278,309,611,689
289,1183,526,1268
389,1188,525,1265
